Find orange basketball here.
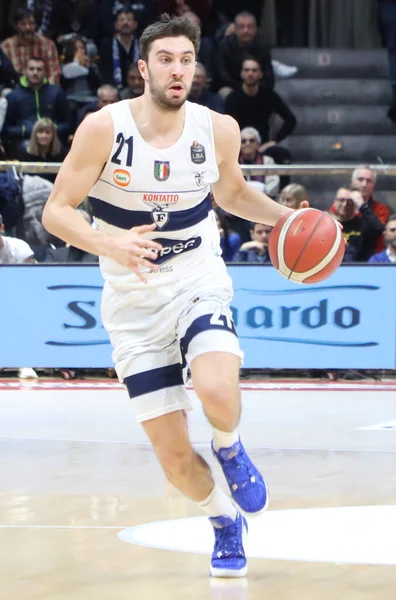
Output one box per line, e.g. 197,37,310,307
268,208,345,284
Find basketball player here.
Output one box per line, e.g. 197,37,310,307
42,15,305,577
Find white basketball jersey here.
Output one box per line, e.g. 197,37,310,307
89,99,226,289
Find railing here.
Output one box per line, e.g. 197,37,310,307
1,161,396,176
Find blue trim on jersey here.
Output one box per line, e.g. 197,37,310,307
124,363,184,397
180,314,237,359
89,193,212,231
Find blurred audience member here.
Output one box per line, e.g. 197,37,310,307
120,63,144,99
3,56,71,153
8,0,53,37
1,8,60,84
331,186,384,262
21,172,54,246
351,165,390,252
0,211,34,264
16,118,65,182
226,57,296,188
188,62,224,113
233,221,273,263
217,11,273,93
214,209,241,262
379,0,396,122
279,183,309,209
239,126,279,198
99,9,140,89
368,214,396,263
0,47,19,88
77,83,119,124
99,0,156,38
183,11,214,78
51,0,99,49
61,35,101,122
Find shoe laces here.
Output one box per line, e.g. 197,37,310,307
214,521,244,558
220,447,255,488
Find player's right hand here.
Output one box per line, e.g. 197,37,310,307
106,224,162,283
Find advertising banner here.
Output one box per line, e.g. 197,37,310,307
1,265,395,369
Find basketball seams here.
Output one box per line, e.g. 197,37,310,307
277,209,311,279
274,210,343,284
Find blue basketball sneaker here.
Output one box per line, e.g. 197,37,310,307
212,438,268,514
209,513,248,578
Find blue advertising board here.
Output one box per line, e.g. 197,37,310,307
1,264,395,369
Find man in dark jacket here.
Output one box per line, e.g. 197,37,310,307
216,11,273,92
331,186,384,262
0,47,18,89
2,55,71,154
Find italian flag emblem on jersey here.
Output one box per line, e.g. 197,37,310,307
154,161,170,181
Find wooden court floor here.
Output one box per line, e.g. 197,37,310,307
0,380,396,600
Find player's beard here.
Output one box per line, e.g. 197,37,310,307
147,68,190,112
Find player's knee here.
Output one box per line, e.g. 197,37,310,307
198,380,239,417
156,445,195,483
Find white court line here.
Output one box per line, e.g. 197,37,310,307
0,525,126,530
0,435,395,453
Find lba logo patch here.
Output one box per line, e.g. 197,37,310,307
154,161,170,181
190,140,206,164
113,169,130,187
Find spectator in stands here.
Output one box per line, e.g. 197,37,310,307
99,0,156,38
0,47,18,89
16,117,65,182
331,186,384,262
188,63,224,113
60,35,101,122
3,56,71,154
120,63,144,99
233,221,273,263
225,57,296,188
378,0,396,122
239,126,279,198
351,165,390,252
7,1,53,37
368,214,396,263
77,83,119,124
0,211,34,264
279,183,309,209
21,171,54,246
216,11,274,94
50,0,99,49
99,9,140,90
1,8,60,84
214,208,241,262
183,11,214,78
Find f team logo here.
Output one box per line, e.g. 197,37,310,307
154,161,170,181
190,140,206,164
113,169,130,187
151,208,169,229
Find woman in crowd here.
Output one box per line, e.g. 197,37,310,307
17,117,65,182
279,183,309,209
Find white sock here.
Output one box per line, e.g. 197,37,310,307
212,427,239,451
198,484,237,521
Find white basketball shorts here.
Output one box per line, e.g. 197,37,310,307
101,273,242,422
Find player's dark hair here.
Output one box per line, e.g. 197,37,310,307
139,13,200,62
387,213,396,224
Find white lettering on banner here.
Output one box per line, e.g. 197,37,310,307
143,194,179,203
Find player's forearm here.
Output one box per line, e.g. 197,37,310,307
225,185,291,226
42,203,112,257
